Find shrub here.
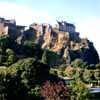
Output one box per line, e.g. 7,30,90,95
0,48,3,54
41,50,47,64
28,86,41,99
7,55,17,65
40,81,70,100
49,68,58,76
71,59,87,68
83,69,93,84
64,66,76,78
6,49,14,56
70,80,91,100
0,35,10,50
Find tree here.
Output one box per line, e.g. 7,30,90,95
6,49,14,56
71,59,87,68
0,55,4,65
64,66,76,78
0,48,3,55
70,80,90,100
96,63,100,70
0,58,50,99
83,69,93,84
94,70,100,86
5,49,17,66
41,50,47,64
40,81,70,100
0,35,10,50
28,86,41,100
7,55,16,65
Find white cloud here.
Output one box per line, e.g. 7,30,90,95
0,2,52,25
76,19,100,55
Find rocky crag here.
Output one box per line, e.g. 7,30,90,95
21,21,99,65
0,18,99,65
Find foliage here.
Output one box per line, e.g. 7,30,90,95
41,50,47,64
83,69,93,83
94,70,100,85
0,55,4,65
71,59,87,68
64,66,83,81
96,63,100,70
10,58,49,87
7,54,16,65
28,86,41,99
47,50,62,66
0,35,10,50
0,48,17,66
6,48,15,56
0,48,3,54
70,80,91,100
24,40,33,49
0,57,50,99
49,68,58,76
64,66,76,78
40,81,70,100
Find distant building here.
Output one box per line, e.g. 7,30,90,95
0,17,27,39
57,21,79,41
57,21,75,33
0,17,16,37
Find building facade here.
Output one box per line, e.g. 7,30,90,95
0,17,16,37
57,21,75,33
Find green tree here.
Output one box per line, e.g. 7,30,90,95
28,86,40,99
83,69,92,84
7,55,16,65
94,70,100,86
0,48,3,55
96,63,100,70
0,35,10,50
71,59,87,68
6,49,14,56
64,66,76,78
74,68,83,80
70,80,90,100
41,50,47,64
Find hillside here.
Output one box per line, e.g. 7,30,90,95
0,19,100,100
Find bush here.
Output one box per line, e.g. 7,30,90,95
28,86,41,99
6,49,14,56
83,69,93,83
0,57,50,99
70,80,91,100
64,66,84,81
7,55,17,65
0,48,3,54
0,35,10,50
64,66,76,78
41,50,47,64
40,81,70,100
71,59,87,68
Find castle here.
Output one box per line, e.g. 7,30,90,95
0,17,99,65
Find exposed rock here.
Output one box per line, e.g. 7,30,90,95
1,17,97,65
21,21,99,65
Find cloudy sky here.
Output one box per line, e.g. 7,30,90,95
0,0,100,55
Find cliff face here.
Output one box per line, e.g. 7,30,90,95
18,23,99,65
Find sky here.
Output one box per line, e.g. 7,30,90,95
0,0,100,55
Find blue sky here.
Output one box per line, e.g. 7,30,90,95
0,0,100,54
1,0,100,24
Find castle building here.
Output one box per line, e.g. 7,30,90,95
57,21,79,41
57,21,75,33
0,17,16,36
